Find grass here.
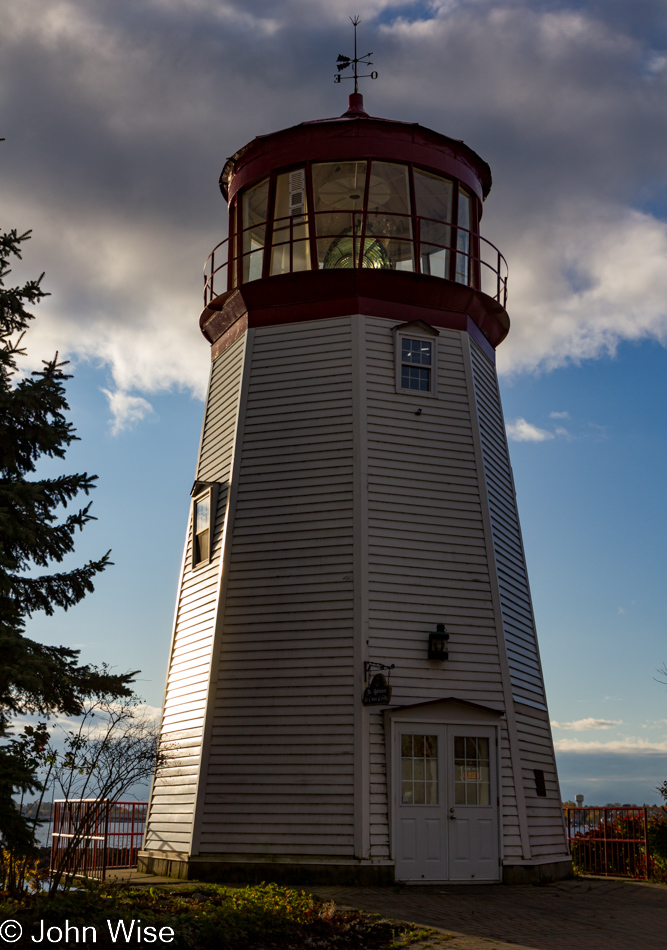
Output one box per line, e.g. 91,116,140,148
0,880,433,949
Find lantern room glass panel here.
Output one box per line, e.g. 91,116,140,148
365,162,414,271
455,188,472,286
241,178,269,284
312,161,367,270
414,169,453,279
230,200,238,289
270,168,311,276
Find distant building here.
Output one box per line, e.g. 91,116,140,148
139,92,571,884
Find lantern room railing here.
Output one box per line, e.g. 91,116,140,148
203,210,508,309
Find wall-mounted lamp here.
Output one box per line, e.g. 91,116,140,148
428,623,449,660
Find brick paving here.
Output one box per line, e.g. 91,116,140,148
109,871,667,949
309,879,667,950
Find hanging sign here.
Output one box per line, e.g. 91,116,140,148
363,673,392,706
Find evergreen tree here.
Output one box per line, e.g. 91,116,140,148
0,228,135,851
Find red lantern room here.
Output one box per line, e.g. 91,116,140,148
200,92,509,359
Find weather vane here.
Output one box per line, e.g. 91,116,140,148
334,16,378,94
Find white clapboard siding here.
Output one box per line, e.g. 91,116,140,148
468,341,547,708
499,721,523,857
144,336,246,852
196,317,358,856
369,710,390,858
364,317,509,858
468,338,568,859
515,705,570,857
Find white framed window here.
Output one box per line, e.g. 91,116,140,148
191,482,218,569
394,321,439,396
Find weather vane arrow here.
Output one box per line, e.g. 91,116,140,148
334,16,378,94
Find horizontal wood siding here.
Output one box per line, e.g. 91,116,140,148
199,317,357,856
515,704,570,857
145,337,246,852
469,341,546,708
364,317,511,858
369,710,389,858
469,339,568,859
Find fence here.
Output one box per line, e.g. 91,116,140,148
203,209,509,309
565,806,650,879
50,799,147,881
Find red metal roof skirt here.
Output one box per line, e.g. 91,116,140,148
220,112,492,204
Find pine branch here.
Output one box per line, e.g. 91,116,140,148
0,227,137,854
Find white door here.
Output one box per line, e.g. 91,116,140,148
394,728,448,881
447,730,499,881
394,725,499,882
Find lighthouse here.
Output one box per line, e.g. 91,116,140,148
139,61,571,884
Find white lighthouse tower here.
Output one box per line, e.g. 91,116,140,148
139,77,571,884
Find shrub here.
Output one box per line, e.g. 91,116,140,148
0,881,427,949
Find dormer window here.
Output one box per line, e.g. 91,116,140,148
401,338,432,391
394,321,439,396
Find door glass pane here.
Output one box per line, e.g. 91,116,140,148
401,733,437,805
454,735,490,805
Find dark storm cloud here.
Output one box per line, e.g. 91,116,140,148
2,0,667,423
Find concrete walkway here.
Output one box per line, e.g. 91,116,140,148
310,879,667,950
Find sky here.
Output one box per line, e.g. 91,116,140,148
2,0,667,806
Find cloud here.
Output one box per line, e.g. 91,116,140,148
555,737,667,754
497,205,667,376
3,0,667,425
11,703,162,738
552,717,623,731
506,418,555,442
102,389,155,435
549,411,570,419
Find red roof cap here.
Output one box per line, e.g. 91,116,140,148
220,107,492,205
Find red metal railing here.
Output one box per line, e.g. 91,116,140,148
203,210,508,309
50,799,147,881
565,806,650,879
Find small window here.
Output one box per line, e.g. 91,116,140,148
534,769,547,798
397,336,437,396
394,323,439,396
192,491,212,567
401,338,432,391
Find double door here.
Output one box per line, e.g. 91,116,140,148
394,723,499,882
